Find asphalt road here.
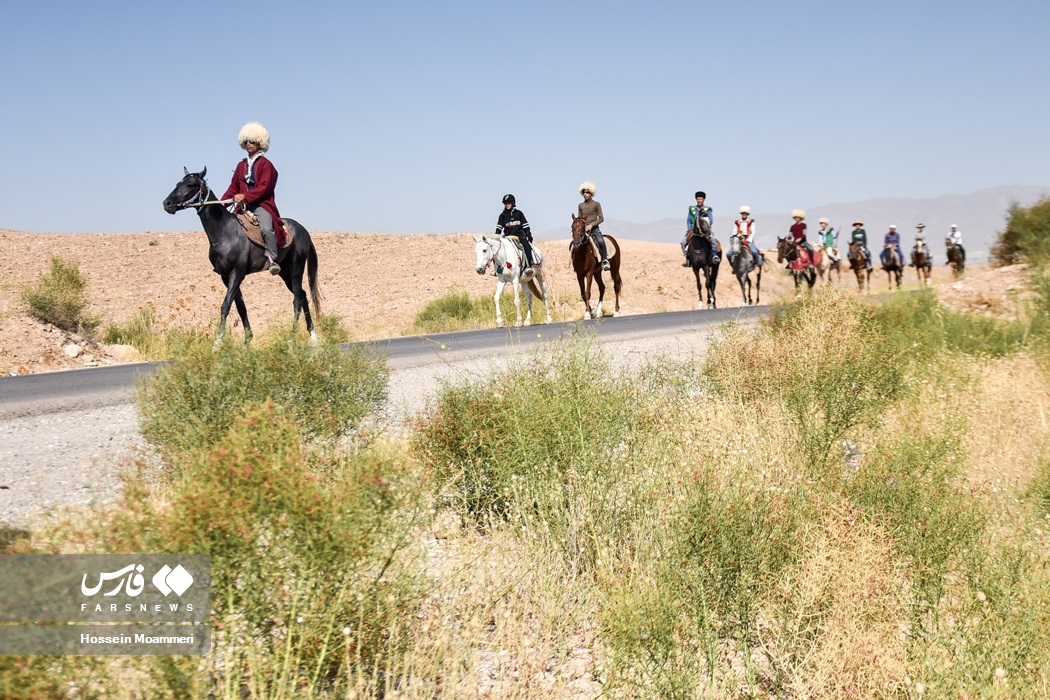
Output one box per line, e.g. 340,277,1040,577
0,305,766,418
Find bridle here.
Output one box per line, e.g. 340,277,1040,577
175,175,233,211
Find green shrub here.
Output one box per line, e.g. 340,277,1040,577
138,335,388,457
411,340,662,569
869,289,1029,359
708,289,909,468
412,289,499,333
316,312,351,344
20,256,98,333
102,308,209,359
1028,451,1050,515
991,196,1050,267
844,433,985,612
3,404,421,697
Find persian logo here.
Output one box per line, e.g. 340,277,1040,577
152,564,194,596
80,564,194,598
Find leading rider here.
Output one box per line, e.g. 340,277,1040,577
577,182,611,271
683,190,718,266
494,194,536,278
223,121,283,275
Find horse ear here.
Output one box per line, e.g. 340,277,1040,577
472,234,481,242
184,166,189,176
571,213,577,221
200,166,207,178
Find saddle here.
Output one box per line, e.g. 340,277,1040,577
237,212,295,249
791,245,821,271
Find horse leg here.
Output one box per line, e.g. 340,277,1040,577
232,290,252,344
535,271,553,324
738,271,748,305
708,263,718,309
694,266,705,309
523,286,534,326
577,269,591,320
511,276,524,327
215,270,246,349
494,278,506,327
594,270,606,319
283,268,318,346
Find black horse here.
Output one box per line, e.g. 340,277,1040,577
686,218,720,309
162,168,321,345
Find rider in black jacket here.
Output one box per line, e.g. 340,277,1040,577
495,194,535,273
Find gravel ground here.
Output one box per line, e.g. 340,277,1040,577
0,328,720,529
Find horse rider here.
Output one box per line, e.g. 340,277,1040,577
946,224,965,262
882,224,903,266
495,194,536,276
223,121,282,275
849,219,873,270
912,223,932,266
789,210,816,265
683,191,718,266
578,182,611,271
731,205,761,267
817,217,839,264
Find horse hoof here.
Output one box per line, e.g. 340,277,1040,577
496,321,504,328
546,316,553,324
582,312,591,320
515,321,523,328
612,311,620,318
524,320,532,327
309,331,319,347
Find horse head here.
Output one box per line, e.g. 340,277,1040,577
474,235,499,275
163,167,209,214
776,236,795,264
570,213,585,242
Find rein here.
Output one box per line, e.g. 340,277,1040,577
177,177,233,210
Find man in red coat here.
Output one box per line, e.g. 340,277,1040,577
223,121,283,274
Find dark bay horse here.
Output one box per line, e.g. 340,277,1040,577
570,214,622,319
946,241,966,278
912,244,932,287
162,168,321,345
685,218,720,309
881,245,903,290
848,242,871,293
728,235,761,305
776,237,817,293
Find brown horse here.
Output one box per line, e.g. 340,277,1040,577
848,242,871,293
946,240,966,278
570,214,622,319
912,244,932,287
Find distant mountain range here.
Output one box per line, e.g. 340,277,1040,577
538,185,1050,262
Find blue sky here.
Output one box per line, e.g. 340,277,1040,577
1,0,1048,235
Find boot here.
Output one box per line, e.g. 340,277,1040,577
681,258,691,267
601,259,611,271
263,231,281,275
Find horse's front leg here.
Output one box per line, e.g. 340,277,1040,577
694,267,705,309
707,264,718,309
579,270,592,320
494,278,506,328
216,270,246,348
738,272,748,305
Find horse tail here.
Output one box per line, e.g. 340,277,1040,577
607,236,623,296
307,239,322,316
528,276,545,301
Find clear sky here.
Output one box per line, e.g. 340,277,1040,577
2,0,1048,235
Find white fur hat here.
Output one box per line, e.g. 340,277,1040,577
890,224,897,229
791,209,806,220
818,217,829,224
579,181,597,195
739,205,751,214
238,121,270,151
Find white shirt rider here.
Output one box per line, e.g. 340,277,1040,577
948,225,962,246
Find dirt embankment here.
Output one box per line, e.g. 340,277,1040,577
0,228,993,375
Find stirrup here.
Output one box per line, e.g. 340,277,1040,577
266,253,281,275
601,259,611,271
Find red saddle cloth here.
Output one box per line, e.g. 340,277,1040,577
791,247,821,271
237,213,294,249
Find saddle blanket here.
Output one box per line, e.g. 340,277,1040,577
237,213,294,249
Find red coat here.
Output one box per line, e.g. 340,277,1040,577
222,156,283,242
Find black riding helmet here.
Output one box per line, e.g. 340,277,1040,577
502,194,516,206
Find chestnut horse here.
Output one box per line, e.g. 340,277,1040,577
848,242,871,293
881,245,903,290
570,214,622,319
946,240,966,278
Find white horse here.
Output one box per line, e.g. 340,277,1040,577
474,235,553,328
